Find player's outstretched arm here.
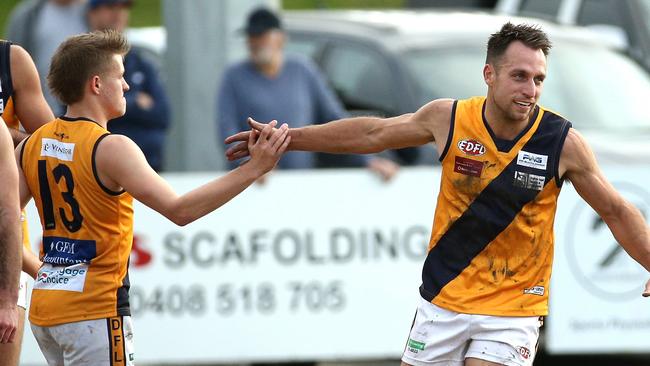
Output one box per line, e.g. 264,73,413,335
10,45,54,135
97,122,290,226
561,129,650,294
0,122,20,344
225,99,454,161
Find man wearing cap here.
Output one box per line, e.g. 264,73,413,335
88,0,170,171
217,7,401,180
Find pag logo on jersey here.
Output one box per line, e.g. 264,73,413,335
457,138,486,156
42,236,97,266
34,263,88,292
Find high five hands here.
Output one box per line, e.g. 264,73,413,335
242,119,290,175
226,118,273,162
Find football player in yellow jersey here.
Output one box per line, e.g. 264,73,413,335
0,40,54,366
0,119,21,347
225,22,650,366
14,30,289,366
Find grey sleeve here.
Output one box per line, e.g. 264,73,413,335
216,70,245,169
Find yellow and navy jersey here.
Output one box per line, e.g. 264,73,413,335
421,96,571,317
0,40,19,129
21,117,134,326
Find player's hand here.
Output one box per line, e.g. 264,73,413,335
643,278,650,297
245,120,290,176
0,302,18,343
367,157,399,182
225,118,280,161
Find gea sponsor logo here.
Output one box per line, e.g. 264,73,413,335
457,139,486,156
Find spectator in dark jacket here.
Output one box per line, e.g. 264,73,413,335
87,0,170,171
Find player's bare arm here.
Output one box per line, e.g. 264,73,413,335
96,122,289,226
9,45,54,140
559,128,650,295
0,122,21,344
22,246,41,280
224,98,454,161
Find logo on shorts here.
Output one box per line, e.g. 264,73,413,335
457,138,487,156
523,286,545,296
407,338,425,353
34,263,88,292
516,346,531,360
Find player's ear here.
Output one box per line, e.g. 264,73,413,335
90,75,101,95
483,63,495,86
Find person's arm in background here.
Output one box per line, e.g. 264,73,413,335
217,68,246,170
0,121,21,344
121,50,170,130
10,44,54,139
306,59,399,181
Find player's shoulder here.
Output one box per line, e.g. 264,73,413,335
539,105,573,128
95,133,141,156
8,43,31,63
418,98,455,120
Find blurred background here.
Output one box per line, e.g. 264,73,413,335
3,0,650,365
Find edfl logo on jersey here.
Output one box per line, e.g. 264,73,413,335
457,138,486,156
42,236,97,265
35,263,89,292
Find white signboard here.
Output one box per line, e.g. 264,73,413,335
21,168,438,365
548,165,650,353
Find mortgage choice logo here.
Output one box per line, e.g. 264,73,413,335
34,263,89,292
565,182,650,301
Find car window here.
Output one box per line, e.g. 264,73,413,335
541,42,650,132
285,35,322,60
404,46,487,104
321,44,397,113
577,0,626,28
519,0,562,19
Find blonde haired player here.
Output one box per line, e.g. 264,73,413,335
15,30,290,366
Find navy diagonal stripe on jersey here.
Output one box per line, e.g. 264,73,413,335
419,112,570,301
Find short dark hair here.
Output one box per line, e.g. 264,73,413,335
48,30,130,105
486,22,551,66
